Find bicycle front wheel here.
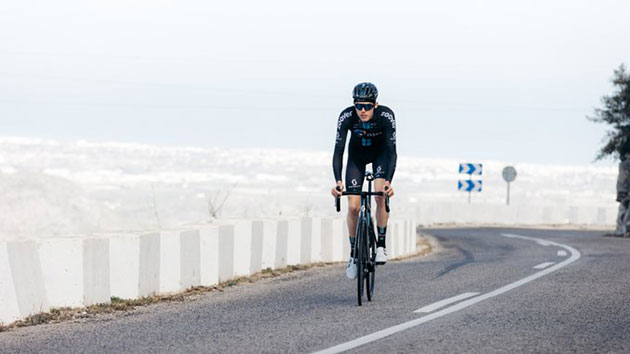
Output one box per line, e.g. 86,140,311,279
366,224,376,301
356,221,365,306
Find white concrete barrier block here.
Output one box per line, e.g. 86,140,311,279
232,221,253,276
218,225,235,282
301,217,322,264
139,233,160,297
312,218,322,263
403,220,409,255
110,234,141,299
110,233,159,299
0,242,20,325
300,217,312,264
159,231,181,294
341,219,350,260
386,224,393,255
251,221,265,274
408,218,415,254
405,218,415,253
199,226,219,286
407,219,413,254
411,218,418,252
217,221,253,280
285,219,301,266
542,206,557,224
83,237,110,306
607,206,617,225
6,241,48,318
276,220,289,268
596,208,607,226
394,221,402,258
275,219,301,267
568,206,579,224
400,220,406,254
38,238,84,308
259,220,278,270
321,218,344,262
181,230,200,289
333,218,346,262
389,221,396,258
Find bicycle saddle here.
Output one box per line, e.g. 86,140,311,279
365,170,375,181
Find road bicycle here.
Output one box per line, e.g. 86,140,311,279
335,171,390,306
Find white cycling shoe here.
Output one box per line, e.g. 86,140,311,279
376,247,387,264
345,257,357,279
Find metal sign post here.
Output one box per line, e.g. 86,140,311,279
468,174,472,204
502,166,517,206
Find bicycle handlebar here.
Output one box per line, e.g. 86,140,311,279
335,187,390,213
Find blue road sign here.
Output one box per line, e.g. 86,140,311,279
458,180,483,192
459,163,483,175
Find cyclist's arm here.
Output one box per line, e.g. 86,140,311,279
333,110,352,182
383,109,397,182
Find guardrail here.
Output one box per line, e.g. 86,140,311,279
0,217,418,325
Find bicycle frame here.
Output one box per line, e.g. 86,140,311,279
335,171,390,305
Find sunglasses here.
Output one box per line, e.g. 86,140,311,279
354,103,375,111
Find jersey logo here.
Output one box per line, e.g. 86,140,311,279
381,111,395,129
351,179,358,186
337,111,352,130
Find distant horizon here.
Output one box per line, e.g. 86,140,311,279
0,134,618,168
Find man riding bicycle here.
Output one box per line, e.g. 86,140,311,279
331,82,397,280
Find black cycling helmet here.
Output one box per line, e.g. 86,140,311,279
352,82,378,103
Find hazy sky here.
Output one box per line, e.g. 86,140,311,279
1,0,628,165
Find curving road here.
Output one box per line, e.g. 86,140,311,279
2,228,630,353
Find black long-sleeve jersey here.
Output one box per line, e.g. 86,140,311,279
332,105,397,182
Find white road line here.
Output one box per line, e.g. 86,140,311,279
414,292,480,313
312,233,581,354
558,250,568,257
533,262,555,269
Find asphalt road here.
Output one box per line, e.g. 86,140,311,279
2,227,630,354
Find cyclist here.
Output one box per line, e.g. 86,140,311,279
331,82,397,279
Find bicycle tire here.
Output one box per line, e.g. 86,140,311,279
356,219,365,306
366,223,376,301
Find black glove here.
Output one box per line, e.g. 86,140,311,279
617,192,628,202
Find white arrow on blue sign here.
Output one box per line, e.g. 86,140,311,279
458,180,483,192
459,163,483,175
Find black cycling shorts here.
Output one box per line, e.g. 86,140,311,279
345,147,389,193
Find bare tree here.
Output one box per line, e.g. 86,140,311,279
150,183,161,229
302,194,314,216
208,183,237,221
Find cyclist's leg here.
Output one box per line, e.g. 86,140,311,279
373,178,390,228
373,154,391,258
373,154,391,230
345,153,366,255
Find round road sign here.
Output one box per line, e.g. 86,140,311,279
502,166,517,182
